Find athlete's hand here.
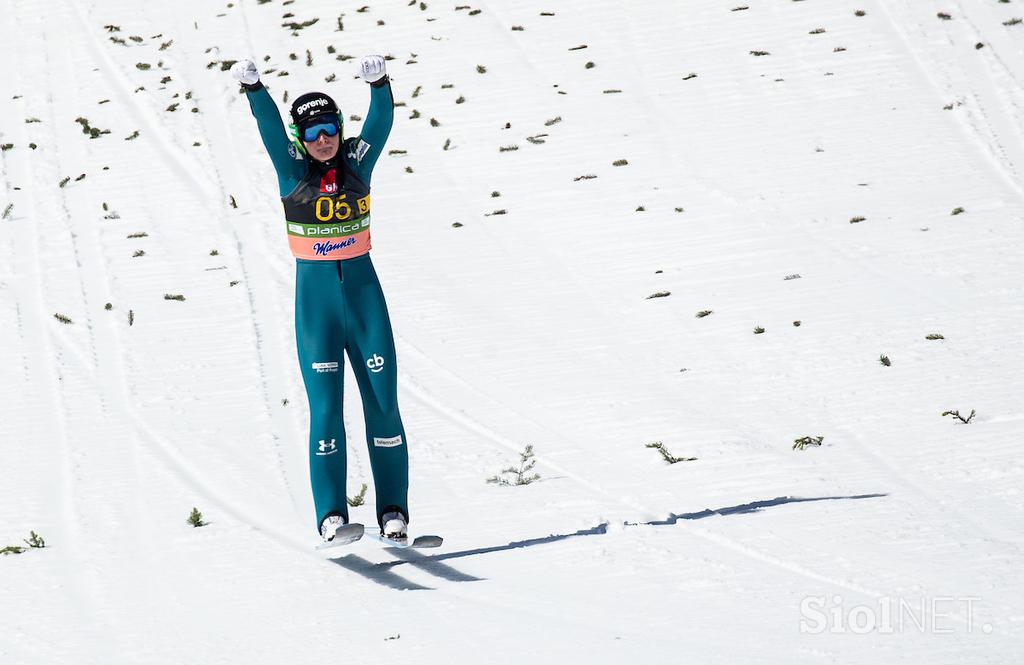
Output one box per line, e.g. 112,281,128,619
230,59,260,86
358,55,387,84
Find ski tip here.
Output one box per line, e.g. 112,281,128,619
411,535,443,549
314,522,365,550
366,533,443,549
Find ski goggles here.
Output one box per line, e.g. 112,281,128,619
300,118,340,142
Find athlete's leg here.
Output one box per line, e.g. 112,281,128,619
341,255,409,528
295,259,349,531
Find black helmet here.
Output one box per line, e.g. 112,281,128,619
290,92,340,126
288,92,344,157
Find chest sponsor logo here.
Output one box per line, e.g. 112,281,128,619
312,361,339,373
373,435,403,448
366,353,385,373
320,169,338,194
287,218,371,238
312,237,357,256
302,217,370,236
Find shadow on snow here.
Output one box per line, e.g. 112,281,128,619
329,493,886,590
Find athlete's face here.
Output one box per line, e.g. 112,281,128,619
304,131,340,162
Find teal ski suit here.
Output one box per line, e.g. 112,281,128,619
243,77,409,533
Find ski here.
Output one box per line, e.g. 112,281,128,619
366,532,443,549
314,522,365,550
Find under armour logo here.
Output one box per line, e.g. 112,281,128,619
366,353,385,374
316,439,338,456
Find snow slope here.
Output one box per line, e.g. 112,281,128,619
1,0,1022,662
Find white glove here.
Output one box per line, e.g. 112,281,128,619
358,55,386,83
230,59,260,86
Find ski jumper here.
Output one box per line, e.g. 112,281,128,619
243,79,409,533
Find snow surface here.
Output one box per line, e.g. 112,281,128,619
1,0,1023,663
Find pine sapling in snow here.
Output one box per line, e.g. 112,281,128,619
1,531,45,556
187,507,207,527
793,436,824,450
645,441,696,464
487,445,541,486
23,531,45,548
347,483,368,507
942,409,976,424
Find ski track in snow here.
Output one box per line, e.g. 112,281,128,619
876,0,1024,201
1,0,1023,663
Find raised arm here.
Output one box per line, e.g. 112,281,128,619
232,60,305,196
352,56,395,184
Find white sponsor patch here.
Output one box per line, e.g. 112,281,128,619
312,361,339,373
288,143,299,159
355,138,371,163
366,353,385,373
289,223,305,235
373,435,404,448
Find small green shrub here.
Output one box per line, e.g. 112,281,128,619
645,441,696,464
347,483,368,507
24,531,45,548
487,445,541,486
793,436,824,450
942,409,975,424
